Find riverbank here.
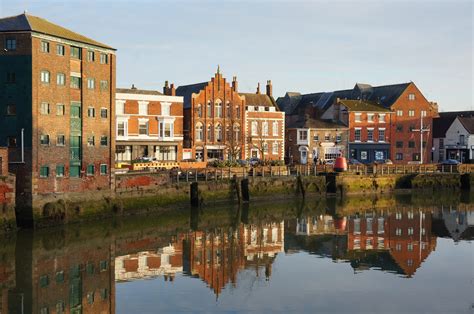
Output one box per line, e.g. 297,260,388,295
7,171,472,230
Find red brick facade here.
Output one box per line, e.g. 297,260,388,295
0,148,7,176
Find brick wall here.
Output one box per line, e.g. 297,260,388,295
0,148,7,176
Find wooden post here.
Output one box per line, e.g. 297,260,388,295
190,182,199,207
186,170,189,182
241,178,250,202
195,169,198,182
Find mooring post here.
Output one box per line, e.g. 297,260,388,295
241,178,250,202
190,182,199,207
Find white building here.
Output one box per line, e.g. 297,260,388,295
444,116,474,162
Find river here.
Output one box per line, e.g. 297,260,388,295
1,192,473,313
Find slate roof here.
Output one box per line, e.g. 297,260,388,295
457,116,474,134
116,88,163,95
433,111,474,138
176,82,208,109
239,93,279,109
288,117,347,129
339,99,391,112
0,13,114,49
281,82,412,116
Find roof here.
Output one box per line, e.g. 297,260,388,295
239,93,279,109
176,82,208,109
433,111,474,138
339,99,391,112
289,116,347,129
0,13,114,50
457,116,474,134
116,88,162,95
281,82,412,116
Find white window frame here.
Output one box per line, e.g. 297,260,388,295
272,121,278,136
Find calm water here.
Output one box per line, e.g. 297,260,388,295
0,193,473,313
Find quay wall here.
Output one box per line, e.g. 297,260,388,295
11,171,474,229
0,175,16,233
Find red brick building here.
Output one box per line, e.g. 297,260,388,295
0,13,116,221
115,84,184,163
0,147,7,176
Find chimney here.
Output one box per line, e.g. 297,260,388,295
163,81,169,95
232,76,238,92
266,80,272,97
131,84,137,90
170,83,176,96
256,82,261,94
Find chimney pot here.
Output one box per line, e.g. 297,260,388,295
256,83,261,94
266,80,273,97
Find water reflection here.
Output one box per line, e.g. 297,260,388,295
0,198,472,313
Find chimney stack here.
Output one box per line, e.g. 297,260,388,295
256,82,261,94
131,84,137,90
266,80,272,97
163,81,169,95
232,76,238,92
170,83,176,96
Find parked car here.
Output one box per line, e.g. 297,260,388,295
348,158,362,165
384,159,393,165
236,159,248,166
248,157,261,166
441,159,461,165
325,159,335,165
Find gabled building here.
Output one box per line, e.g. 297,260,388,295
444,115,474,163
115,85,184,163
278,82,438,164
0,13,116,222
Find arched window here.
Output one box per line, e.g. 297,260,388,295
215,124,222,142
262,121,269,136
215,99,222,118
251,121,258,136
236,105,240,118
226,102,231,118
207,124,213,141
207,101,212,118
233,123,240,141
196,104,202,118
273,121,278,136
225,124,231,141
195,123,203,141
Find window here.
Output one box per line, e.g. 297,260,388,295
262,121,269,136
7,137,17,147
367,113,374,122
298,130,308,141
40,134,50,145
41,41,50,53
6,104,16,115
396,228,402,236
378,129,385,142
87,50,95,62
100,53,108,64
86,262,95,275
195,123,203,141
87,164,95,176
100,164,108,175
396,110,403,117
408,93,415,100
360,151,368,160
40,166,49,178
100,80,108,91
336,134,342,142
408,141,415,148
161,103,170,116
100,288,108,300
355,113,361,122
379,114,386,122
215,124,222,142
100,108,108,118
408,211,414,219
396,212,402,220
272,142,279,154
421,110,427,117
161,122,172,138
408,227,414,235
88,107,95,117
215,100,222,117
117,122,125,136
273,121,278,136
70,76,81,89
56,44,65,56
408,110,415,117
407,259,413,267
439,138,444,149
56,135,65,146
138,102,148,116
56,165,65,177
6,71,15,83
87,292,95,305
207,102,212,118
407,243,414,252
70,46,81,59
251,121,258,136
226,102,231,118
100,136,108,146
263,142,268,153
197,104,202,118
55,271,65,283
313,134,319,141
100,260,108,271
56,104,65,115
396,141,403,148
40,102,50,115
233,124,240,141
87,78,95,89
396,243,402,251
207,124,213,141
138,121,149,135
367,129,374,141
87,136,95,146
40,70,50,83
324,134,330,141
236,106,240,118
396,125,403,132
396,153,403,160
56,73,65,85
5,38,16,50
355,129,361,141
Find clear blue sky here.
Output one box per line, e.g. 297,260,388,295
1,0,472,111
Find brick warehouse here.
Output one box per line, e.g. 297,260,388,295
115,84,184,163
0,13,116,224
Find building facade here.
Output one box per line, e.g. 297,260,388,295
241,82,285,161
0,13,115,219
115,85,184,163
444,116,474,163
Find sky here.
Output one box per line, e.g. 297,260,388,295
1,0,472,111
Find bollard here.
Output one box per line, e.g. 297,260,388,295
241,178,250,202
190,182,199,207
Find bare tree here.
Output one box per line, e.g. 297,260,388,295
224,114,242,161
